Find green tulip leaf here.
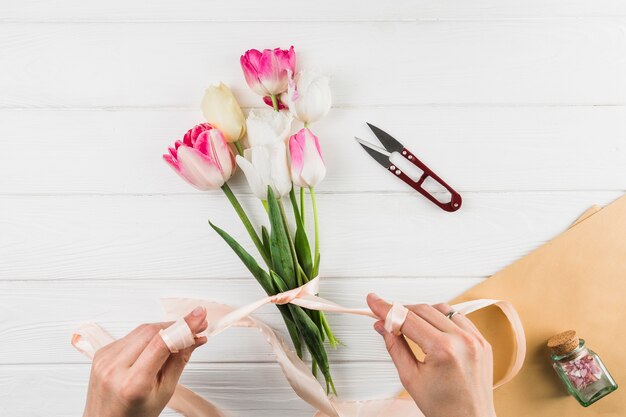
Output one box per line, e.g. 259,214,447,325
209,221,273,295
267,187,296,288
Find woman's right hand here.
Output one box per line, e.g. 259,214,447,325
367,294,497,417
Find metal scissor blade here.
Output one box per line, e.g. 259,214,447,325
355,137,390,168
366,123,404,153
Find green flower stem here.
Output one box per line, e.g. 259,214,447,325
270,94,279,111
234,140,244,156
221,183,270,267
299,187,305,226
310,187,320,272
311,358,318,378
320,313,340,348
329,377,337,396
277,199,303,287
304,121,310,128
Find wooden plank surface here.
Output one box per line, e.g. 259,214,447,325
2,2,625,416
0,363,405,417
3,0,626,21
1,106,625,194
0,192,620,281
0,277,482,365
1,20,626,108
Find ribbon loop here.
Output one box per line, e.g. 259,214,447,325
270,277,320,305
159,318,195,353
384,302,410,336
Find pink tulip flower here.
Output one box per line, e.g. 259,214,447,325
240,46,296,96
289,128,326,188
163,123,236,191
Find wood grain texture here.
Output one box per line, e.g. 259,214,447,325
1,106,625,194
0,192,620,281
3,0,626,21
0,277,482,364
1,20,626,108
0,363,403,417
2,2,625,415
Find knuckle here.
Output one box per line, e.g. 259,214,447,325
92,351,104,368
138,323,161,338
92,352,111,377
119,378,148,403
411,303,431,315
435,338,456,359
432,303,449,313
140,322,158,332
458,333,485,361
461,332,478,348
136,323,150,332
92,361,116,387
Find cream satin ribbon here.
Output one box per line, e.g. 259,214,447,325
72,277,526,417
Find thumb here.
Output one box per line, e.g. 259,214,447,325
184,305,209,335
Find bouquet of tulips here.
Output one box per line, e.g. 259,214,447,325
163,46,338,392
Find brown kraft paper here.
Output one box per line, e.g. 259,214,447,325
403,196,624,416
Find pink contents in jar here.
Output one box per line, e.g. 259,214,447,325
562,354,603,390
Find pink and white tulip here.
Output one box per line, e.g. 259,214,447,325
240,46,296,96
282,70,331,124
163,123,236,191
289,128,326,188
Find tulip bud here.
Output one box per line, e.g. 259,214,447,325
236,142,292,200
246,108,293,147
282,70,331,125
201,83,246,143
163,124,236,191
240,46,296,96
289,128,326,188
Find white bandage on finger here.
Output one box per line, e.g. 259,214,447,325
159,318,196,353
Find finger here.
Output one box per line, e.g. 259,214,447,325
159,336,208,393
432,303,481,337
406,303,458,333
115,322,172,365
367,293,441,351
373,321,420,390
132,306,208,379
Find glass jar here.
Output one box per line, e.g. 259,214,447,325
548,330,618,407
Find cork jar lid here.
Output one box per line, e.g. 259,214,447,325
547,330,580,356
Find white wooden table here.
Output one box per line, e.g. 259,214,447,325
1,2,625,416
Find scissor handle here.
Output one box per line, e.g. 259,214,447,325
388,148,462,212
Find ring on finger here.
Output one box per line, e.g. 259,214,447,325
445,310,459,320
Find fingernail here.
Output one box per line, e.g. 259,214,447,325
369,293,381,302
374,322,387,336
192,306,205,317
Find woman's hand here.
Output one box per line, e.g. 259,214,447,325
83,306,208,417
367,294,496,417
